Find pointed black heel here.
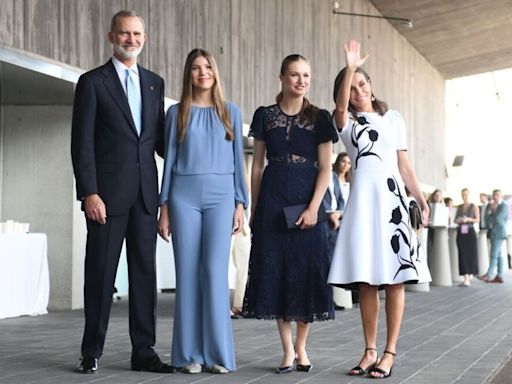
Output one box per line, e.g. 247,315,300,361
348,347,378,376
368,350,396,379
296,363,313,372
276,357,295,374
276,365,293,374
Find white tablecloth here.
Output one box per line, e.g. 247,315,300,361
0,233,49,319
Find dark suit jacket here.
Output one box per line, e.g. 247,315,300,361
486,202,509,240
71,60,164,216
323,171,345,212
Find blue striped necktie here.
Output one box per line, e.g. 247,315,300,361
125,68,141,136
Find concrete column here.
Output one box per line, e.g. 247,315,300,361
502,241,509,270
477,230,490,275
428,227,452,286
448,228,463,282
507,236,512,270
333,288,353,309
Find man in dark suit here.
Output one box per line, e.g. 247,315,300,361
71,10,172,374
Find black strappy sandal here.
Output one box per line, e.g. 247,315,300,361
368,350,396,379
348,347,378,376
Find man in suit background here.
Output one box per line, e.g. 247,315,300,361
478,189,509,284
479,192,489,230
71,10,172,374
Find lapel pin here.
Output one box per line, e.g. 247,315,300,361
150,85,154,90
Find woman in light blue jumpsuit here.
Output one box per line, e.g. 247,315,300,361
158,49,248,374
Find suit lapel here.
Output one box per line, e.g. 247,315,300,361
101,60,138,136
139,66,156,139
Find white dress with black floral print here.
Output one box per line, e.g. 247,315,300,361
328,110,431,289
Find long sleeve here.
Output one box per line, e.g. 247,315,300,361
230,103,249,208
71,74,98,200
159,104,179,205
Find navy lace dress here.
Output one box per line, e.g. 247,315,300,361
243,104,337,323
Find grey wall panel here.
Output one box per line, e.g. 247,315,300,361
0,0,446,186
2,105,74,309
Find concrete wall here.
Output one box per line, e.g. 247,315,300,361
0,0,446,310
2,105,75,308
0,0,446,187
0,61,78,309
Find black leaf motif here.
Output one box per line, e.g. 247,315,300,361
387,178,396,192
391,234,400,253
357,116,368,125
390,207,402,225
368,129,378,141
356,127,368,140
393,264,414,279
359,151,382,160
396,228,410,247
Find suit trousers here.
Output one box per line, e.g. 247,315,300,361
169,173,236,371
488,238,506,278
81,190,157,359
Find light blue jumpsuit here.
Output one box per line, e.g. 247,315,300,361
160,102,248,371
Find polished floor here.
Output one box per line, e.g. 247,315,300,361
1,272,511,384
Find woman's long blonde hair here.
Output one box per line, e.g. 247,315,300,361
177,49,233,143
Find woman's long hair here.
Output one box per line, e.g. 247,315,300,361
276,54,318,123
333,152,352,182
177,48,233,143
333,66,388,117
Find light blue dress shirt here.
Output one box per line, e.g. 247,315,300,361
160,102,248,208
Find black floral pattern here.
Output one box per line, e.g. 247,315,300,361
387,176,421,279
351,116,382,169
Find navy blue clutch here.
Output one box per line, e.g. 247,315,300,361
282,204,326,229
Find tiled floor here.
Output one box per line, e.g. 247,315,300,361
1,272,511,384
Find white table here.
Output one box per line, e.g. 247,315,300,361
0,233,49,319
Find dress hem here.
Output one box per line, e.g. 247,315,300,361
329,279,431,291
242,312,335,323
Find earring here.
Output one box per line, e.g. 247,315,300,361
371,96,376,101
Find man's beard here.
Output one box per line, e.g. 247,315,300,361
113,43,143,60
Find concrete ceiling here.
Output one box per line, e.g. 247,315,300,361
369,0,512,79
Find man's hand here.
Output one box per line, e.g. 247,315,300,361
84,194,107,224
158,204,171,242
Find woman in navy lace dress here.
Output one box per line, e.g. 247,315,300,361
243,54,337,374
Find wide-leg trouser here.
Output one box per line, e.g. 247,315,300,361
169,174,236,371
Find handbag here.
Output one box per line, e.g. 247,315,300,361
409,200,422,230
282,204,326,229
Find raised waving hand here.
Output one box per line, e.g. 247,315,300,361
344,40,369,69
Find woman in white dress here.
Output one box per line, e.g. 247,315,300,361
327,40,431,379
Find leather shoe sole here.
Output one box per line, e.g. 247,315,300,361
131,355,175,373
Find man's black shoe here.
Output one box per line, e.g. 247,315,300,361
131,354,175,373
76,356,98,374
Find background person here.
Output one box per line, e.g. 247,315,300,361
323,152,353,309
454,188,479,286
478,189,509,283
